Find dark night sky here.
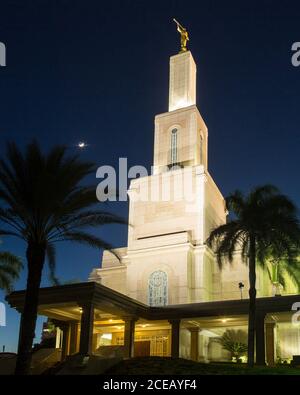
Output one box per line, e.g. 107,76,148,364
0,0,300,351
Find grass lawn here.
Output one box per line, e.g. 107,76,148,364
105,357,300,375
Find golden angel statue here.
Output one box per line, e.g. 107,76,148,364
173,18,189,53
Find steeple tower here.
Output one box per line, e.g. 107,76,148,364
153,49,208,175
169,51,197,112
169,19,196,111
93,32,227,306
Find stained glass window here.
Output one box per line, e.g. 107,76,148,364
148,271,168,306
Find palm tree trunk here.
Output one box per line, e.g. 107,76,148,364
14,242,45,375
247,234,256,367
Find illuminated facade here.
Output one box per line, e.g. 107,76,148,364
7,47,300,371
89,50,279,303
90,50,226,303
83,49,300,364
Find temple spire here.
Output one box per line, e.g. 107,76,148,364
168,50,196,112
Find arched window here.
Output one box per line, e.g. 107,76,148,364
170,128,178,165
148,271,168,306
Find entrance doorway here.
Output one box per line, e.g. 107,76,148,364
134,341,151,357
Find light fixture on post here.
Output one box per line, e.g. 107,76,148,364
239,282,245,300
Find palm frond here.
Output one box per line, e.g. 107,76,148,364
0,251,23,292
207,221,245,268
225,190,245,218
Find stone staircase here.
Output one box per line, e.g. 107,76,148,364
56,354,122,375
30,348,62,375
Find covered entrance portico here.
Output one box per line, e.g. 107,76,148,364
7,282,173,361
7,282,300,365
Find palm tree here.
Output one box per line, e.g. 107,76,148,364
0,251,23,292
0,141,127,375
215,329,248,362
207,185,300,367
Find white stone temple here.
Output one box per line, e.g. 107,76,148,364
89,49,276,305
8,44,300,367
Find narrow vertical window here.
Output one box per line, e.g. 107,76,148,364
200,134,203,164
171,128,178,165
148,271,168,306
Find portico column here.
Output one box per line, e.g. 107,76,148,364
79,303,95,355
265,322,276,366
169,319,181,358
52,321,70,360
123,316,137,358
61,322,71,360
55,327,62,349
188,327,199,361
69,321,80,355
255,311,266,365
